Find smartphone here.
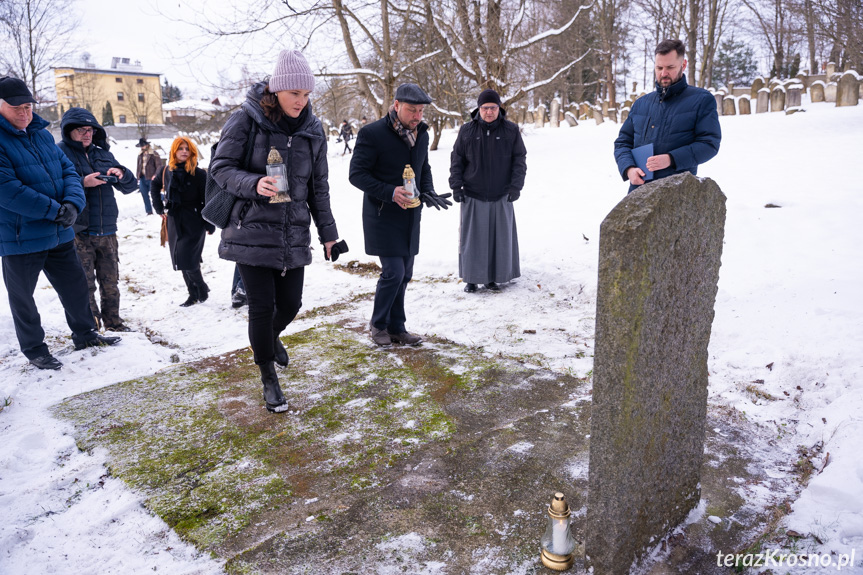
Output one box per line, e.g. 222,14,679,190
96,174,119,183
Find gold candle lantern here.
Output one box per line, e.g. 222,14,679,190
402,164,421,208
266,146,291,203
540,492,576,571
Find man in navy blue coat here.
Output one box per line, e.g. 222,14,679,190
349,83,452,347
614,39,721,193
0,78,118,370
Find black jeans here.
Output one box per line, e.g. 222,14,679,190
237,263,304,364
371,255,414,334
2,240,98,358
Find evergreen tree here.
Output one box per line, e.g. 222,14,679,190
713,40,759,87
162,79,182,103
102,101,114,126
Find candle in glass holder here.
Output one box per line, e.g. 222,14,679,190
267,146,291,203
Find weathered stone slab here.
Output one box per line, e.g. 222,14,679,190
550,98,561,127
535,103,546,128
826,82,837,102
593,106,604,125
810,81,825,103
750,77,764,100
770,86,786,112
756,88,769,113
586,173,727,575
722,96,736,115
738,96,751,115
836,71,860,107
786,84,803,108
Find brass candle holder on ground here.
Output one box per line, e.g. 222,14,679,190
403,164,421,208
267,146,291,203
540,492,576,571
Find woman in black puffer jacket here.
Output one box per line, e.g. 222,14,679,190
209,49,341,414
151,136,214,306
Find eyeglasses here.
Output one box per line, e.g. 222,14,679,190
73,127,94,135
479,105,499,112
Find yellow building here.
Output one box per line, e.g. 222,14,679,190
53,58,163,125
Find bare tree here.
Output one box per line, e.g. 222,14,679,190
119,78,163,139
0,0,79,97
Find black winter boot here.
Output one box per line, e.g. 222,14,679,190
259,362,289,413
274,335,289,367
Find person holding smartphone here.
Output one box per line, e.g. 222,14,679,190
57,107,138,332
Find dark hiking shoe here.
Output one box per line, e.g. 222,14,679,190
30,354,62,370
389,331,423,346
464,283,477,293
105,323,132,332
74,334,121,350
231,287,247,308
274,337,289,368
179,296,197,307
485,282,501,291
370,323,392,347
260,362,289,413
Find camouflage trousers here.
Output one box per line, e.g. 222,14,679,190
74,233,122,329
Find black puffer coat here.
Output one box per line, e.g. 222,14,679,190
209,82,338,271
348,115,434,257
57,107,138,235
448,107,527,202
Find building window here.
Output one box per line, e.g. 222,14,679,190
115,77,122,83
136,78,144,84
117,92,124,101
137,93,145,102
119,115,126,123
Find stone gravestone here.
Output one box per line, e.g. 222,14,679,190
810,81,826,103
738,96,751,115
750,77,764,100
770,86,786,112
550,98,561,128
722,95,737,115
756,88,770,113
586,173,726,575
608,108,618,123
825,82,838,102
786,84,803,108
620,108,629,122
535,103,547,128
593,105,605,125
713,91,724,115
836,72,860,107
564,111,579,127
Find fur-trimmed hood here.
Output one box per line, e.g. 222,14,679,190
60,107,109,151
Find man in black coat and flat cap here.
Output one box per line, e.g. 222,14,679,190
349,83,452,347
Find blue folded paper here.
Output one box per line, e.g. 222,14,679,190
632,143,654,181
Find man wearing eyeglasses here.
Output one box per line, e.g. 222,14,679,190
0,77,120,370
57,107,138,332
449,88,527,294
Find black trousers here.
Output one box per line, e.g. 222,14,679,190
2,240,98,359
237,263,304,364
371,255,414,334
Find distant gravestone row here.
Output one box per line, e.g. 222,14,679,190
507,67,859,130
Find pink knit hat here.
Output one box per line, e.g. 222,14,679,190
270,50,315,92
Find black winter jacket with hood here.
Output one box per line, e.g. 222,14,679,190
449,107,527,202
57,107,137,235
209,82,338,271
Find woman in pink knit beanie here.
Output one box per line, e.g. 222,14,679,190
209,49,344,414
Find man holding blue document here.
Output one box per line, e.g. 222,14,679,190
614,39,721,193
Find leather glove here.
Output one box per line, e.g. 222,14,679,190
54,202,79,227
420,191,452,210
453,189,464,203
507,190,520,202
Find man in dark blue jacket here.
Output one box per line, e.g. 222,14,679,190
58,108,138,331
349,83,452,347
0,78,119,370
614,39,721,193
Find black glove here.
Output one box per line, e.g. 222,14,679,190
420,191,452,210
507,190,520,202
453,189,464,203
54,202,79,227
324,239,349,262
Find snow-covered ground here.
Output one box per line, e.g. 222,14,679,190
0,98,861,574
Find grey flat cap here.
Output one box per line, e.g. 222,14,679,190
394,83,432,104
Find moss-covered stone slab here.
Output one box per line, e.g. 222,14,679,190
53,322,793,574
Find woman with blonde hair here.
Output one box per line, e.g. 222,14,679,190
151,136,214,306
